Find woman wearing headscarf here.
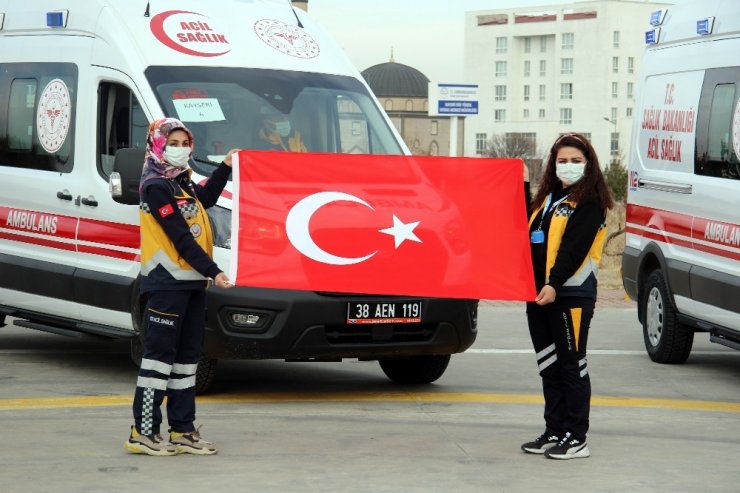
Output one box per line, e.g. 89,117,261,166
124,117,238,456
520,133,613,460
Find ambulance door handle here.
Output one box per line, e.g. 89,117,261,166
81,196,99,207
57,190,73,201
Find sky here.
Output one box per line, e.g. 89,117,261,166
308,0,685,83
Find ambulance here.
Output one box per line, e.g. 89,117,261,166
623,0,740,362
0,0,478,391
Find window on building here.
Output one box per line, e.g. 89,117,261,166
561,58,573,75
560,83,573,100
627,82,634,99
628,57,635,74
613,30,620,48
431,120,438,135
612,82,618,98
405,99,413,111
384,99,393,111
475,133,488,155
540,36,547,53
539,60,547,77
612,56,619,73
559,108,572,124
539,108,546,119
496,37,508,54
524,108,530,119
626,107,633,117
495,109,506,122
496,61,507,77
495,85,507,101
524,60,531,77
539,84,546,101
611,132,619,155
562,32,574,50
524,37,531,53
429,141,439,156
611,107,618,121
523,85,530,101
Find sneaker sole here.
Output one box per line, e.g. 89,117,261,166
175,444,218,455
545,446,590,460
124,441,177,457
521,444,556,454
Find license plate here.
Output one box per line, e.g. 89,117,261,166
346,301,423,324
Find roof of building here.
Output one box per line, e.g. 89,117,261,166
362,59,430,98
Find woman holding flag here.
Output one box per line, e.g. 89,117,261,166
124,117,238,456
521,132,613,460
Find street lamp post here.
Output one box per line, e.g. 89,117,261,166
603,116,617,133
603,117,618,159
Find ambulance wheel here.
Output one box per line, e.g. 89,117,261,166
379,354,451,384
129,301,218,395
642,269,694,363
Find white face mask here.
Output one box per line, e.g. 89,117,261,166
556,161,586,186
164,145,191,167
274,120,291,137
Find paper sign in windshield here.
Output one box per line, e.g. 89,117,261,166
173,98,225,122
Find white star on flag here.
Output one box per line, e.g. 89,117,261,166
379,214,422,248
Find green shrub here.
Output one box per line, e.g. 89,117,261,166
605,153,628,203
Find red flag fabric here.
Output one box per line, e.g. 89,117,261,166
229,151,535,300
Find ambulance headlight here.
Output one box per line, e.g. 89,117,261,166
207,205,232,249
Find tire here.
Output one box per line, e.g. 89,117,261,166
378,354,451,384
129,296,218,395
194,357,218,395
641,269,694,363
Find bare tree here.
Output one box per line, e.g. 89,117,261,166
484,133,536,159
484,133,545,184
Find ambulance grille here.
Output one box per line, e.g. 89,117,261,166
325,323,435,344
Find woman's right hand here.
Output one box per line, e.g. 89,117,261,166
214,271,234,289
535,284,556,305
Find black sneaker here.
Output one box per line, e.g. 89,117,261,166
521,431,560,454
544,432,590,460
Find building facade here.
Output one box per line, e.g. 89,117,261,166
463,0,669,165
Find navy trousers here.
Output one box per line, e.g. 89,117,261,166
132,289,205,435
526,297,594,441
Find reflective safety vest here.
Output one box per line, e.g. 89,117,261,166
139,178,214,286
529,197,607,294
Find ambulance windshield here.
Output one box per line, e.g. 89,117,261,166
146,66,403,176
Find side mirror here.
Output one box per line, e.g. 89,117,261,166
110,148,145,205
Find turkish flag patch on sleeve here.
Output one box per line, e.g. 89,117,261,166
158,204,175,218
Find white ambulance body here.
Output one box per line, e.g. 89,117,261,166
623,0,740,362
0,0,478,391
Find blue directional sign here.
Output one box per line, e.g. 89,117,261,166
428,83,479,117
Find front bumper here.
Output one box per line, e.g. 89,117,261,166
203,286,478,360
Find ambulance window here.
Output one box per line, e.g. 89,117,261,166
8,79,36,151
697,82,739,180
0,63,76,173
97,83,147,177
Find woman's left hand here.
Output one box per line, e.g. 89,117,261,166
223,148,241,167
535,284,556,305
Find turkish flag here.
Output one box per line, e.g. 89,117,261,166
229,151,535,300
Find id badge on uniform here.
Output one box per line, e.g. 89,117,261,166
530,230,545,244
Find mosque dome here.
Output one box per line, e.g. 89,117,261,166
362,58,430,98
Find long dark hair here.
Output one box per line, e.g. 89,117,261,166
531,132,614,211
